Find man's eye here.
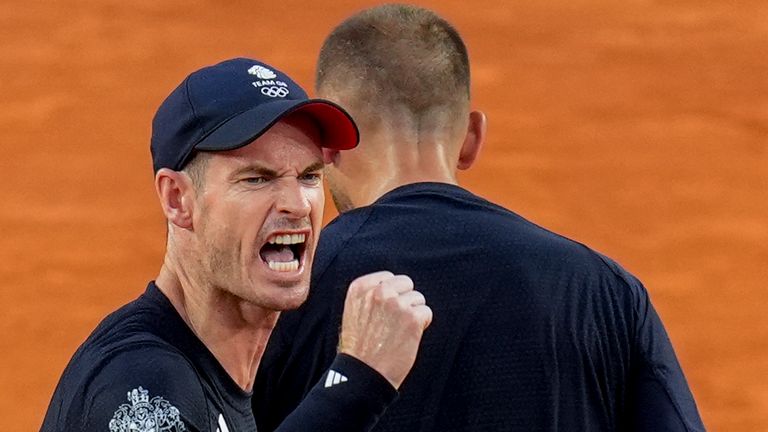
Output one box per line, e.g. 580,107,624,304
300,173,322,185
243,177,268,185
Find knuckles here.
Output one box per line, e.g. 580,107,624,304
370,284,395,303
347,273,428,331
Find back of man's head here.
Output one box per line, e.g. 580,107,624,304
316,4,470,131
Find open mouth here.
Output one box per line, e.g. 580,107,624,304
258,233,307,273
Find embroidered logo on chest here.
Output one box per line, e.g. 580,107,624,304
109,386,186,431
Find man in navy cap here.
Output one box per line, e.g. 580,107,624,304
40,57,432,432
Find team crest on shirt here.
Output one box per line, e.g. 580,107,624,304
109,386,186,431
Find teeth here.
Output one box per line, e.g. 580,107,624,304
267,259,299,272
268,233,306,245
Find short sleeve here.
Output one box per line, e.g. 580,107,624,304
72,344,210,431
594,254,705,431
629,297,706,431
618,272,705,431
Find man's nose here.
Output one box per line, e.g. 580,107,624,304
275,180,311,217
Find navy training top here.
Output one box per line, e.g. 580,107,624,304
41,282,397,432
254,182,705,431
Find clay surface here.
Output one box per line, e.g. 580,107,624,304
1,1,766,430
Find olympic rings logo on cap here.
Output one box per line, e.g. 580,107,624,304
261,86,290,98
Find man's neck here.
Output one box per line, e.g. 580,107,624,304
155,262,278,392
353,150,459,209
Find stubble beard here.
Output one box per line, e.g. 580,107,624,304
201,229,248,300
199,219,312,311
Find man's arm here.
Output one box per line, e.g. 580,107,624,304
273,272,432,432
594,253,705,431
627,301,706,432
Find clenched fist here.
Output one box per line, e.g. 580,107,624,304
338,271,433,389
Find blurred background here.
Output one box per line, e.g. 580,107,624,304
1,0,766,430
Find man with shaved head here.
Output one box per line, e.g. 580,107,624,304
254,4,705,431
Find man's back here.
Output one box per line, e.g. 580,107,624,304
255,182,704,431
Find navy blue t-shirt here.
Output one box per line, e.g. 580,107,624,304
41,282,397,432
254,183,705,431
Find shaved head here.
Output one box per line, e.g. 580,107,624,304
316,4,470,130
317,4,485,213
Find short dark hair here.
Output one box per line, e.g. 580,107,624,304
317,4,470,119
182,152,210,190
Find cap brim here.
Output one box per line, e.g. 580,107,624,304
194,98,359,153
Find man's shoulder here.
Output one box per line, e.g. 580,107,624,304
320,184,584,258
314,205,376,271
69,286,204,391
322,205,375,236
42,328,207,431
80,290,175,356
317,183,646,301
41,288,211,431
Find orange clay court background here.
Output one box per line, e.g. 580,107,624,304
0,0,766,430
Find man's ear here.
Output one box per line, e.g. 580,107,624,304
457,110,487,170
322,147,340,165
155,168,195,230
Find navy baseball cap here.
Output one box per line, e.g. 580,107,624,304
150,57,359,173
